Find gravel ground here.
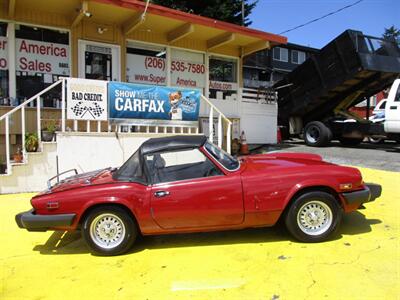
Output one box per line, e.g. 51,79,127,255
255,139,400,172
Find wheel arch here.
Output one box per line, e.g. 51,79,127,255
279,185,344,221
78,202,141,234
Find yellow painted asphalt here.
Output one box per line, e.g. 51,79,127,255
0,167,399,300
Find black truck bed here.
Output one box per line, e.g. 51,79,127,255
275,30,400,125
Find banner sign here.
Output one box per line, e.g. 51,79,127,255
16,38,70,75
0,36,7,70
108,82,200,121
67,78,108,121
126,53,167,86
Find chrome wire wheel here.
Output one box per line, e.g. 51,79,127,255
89,213,126,249
297,200,333,236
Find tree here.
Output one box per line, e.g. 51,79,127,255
150,0,258,26
382,25,400,42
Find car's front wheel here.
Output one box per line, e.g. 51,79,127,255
82,206,137,256
285,191,342,242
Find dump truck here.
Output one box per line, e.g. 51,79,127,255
275,29,400,146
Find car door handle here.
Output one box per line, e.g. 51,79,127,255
154,191,170,197
389,106,397,110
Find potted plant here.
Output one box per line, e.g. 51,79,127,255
25,133,39,152
42,120,57,142
13,147,23,163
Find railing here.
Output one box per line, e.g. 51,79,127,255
201,95,232,153
240,87,278,104
1,77,233,175
0,79,65,175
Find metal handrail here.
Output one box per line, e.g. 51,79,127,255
0,79,65,175
200,95,232,153
0,79,63,121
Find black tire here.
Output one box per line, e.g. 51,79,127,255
368,136,384,144
82,206,138,256
285,191,342,242
339,137,363,147
304,121,332,147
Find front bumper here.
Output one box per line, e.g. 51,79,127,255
341,183,382,205
15,209,76,232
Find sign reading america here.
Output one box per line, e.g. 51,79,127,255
66,78,108,121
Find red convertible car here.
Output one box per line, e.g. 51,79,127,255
16,135,381,255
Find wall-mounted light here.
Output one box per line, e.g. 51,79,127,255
97,27,108,34
83,11,92,18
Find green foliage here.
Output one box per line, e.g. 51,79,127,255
25,132,39,152
383,25,400,42
45,120,57,133
151,0,258,26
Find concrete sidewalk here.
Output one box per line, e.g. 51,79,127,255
0,167,398,300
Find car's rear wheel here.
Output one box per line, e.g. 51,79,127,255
285,191,342,242
82,206,137,256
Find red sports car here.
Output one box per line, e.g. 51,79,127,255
16,135,381,256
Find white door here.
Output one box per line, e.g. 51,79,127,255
78,40,120,81
384,79,400,133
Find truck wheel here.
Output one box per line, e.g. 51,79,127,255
285,191,342,242
304,121,332,147
82,206,137,256
368,136,384,144
339,137,363,147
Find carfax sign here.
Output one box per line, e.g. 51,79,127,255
108,82,200,121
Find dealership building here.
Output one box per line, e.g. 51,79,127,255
0,0,286,193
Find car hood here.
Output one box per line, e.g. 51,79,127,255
47,167,116,193
240,152,332,172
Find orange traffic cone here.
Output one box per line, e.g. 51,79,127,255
240,131,249,155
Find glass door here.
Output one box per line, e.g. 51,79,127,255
78,40,120,81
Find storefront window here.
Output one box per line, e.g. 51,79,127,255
126,42,166,85
0,22,9,106
15,25,69,107
171,48,205,89
209,56,238,100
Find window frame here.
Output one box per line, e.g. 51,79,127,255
273,47,288,62
144,147,225,185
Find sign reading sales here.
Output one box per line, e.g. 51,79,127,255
16,39,70,75
109,82,200,121
0,36,7,70
67,78,108,121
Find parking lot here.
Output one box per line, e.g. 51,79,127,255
1,165,399,300
268,139,400,172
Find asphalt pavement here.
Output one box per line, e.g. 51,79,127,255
258,139,400,172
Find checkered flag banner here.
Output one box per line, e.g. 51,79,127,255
66,78,108,121
89,102,105,117
70,101,105,119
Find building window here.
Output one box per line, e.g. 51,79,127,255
292,50,306,64
170,48,206,89
243,67,270,88
209,56,238,100
15,25,69,107
126,42,167,85
273,47,288,62
0,22,9,106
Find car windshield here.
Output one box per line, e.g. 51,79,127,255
204,141,239,171
113,149,147,184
